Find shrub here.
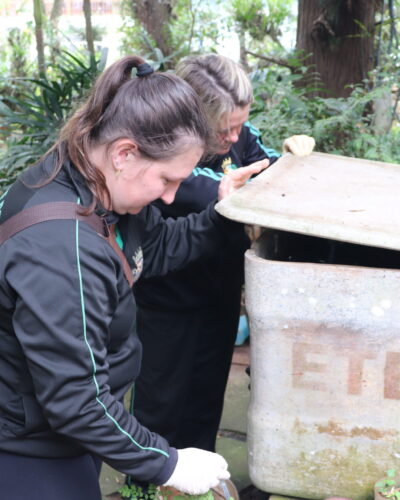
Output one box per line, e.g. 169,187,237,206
249,65,400,164
0,49,107,192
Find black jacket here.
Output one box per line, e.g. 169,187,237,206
135,122,280,311
0,153,235,484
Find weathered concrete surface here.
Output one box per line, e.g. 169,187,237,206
245,234,400,500
216,152,400,251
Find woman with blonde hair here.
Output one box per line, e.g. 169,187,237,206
134,53,314,453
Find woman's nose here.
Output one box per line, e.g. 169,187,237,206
228,128,240,143
161,185,178,205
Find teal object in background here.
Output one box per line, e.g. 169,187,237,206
235,315,249,346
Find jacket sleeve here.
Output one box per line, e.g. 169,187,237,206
137,201,238,279
158,169,222,216
6,219,177,485
242,121,281,166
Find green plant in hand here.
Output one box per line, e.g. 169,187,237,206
119,483,233,499
119,483,159,499
376,469,400,500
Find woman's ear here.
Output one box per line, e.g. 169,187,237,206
110,139,139,172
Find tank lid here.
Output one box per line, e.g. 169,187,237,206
216,152,400,250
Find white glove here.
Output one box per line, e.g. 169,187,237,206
163,448,230,495
282,134,316,156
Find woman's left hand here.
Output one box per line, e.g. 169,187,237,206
282,134,316,156
218,159,270,200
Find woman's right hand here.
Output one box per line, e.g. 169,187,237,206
163,447,230,495
218,159,270,200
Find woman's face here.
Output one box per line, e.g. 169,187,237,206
214,104,250,155
107,144,204,215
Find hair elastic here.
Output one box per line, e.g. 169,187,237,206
136,63,154,77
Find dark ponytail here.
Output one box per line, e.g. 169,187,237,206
53,55,210,212
86,56,146,129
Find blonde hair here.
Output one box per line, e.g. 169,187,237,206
175,54,253,126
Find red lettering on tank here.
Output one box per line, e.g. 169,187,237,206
292,342,328,391
333,348,376,395
384,352,400,399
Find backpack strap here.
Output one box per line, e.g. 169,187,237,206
0,201,134,287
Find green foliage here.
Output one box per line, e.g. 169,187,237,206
230,0,294,53
117,0,146,56
67,24,107,43
119,483,159,499
118,0,226,64
6,27,33,78
249,63,400,164
0,25,35,115
168,0,225,54
119,483,220,500
376,469,400,500
143,46,181,72
0,49,107,190
127,33,182,72
231,0,266,40
231,0,291,41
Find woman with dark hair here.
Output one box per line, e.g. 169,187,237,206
0,55,265,500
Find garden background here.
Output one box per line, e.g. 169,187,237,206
0,0,399,194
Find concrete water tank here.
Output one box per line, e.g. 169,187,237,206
216,153,400,500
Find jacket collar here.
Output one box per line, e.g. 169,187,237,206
50,152,119,226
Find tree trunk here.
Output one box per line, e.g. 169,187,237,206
50,0,63,21
131,0,173,58
49,0,63,65
296,0,380,97
33,0,46,77
83,0,95,59
239,29,250,72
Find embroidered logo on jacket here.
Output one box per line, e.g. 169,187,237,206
221,157,238,174
131,247,143,283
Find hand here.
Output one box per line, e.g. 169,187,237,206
218,159,269,200
282,134,315,156
163,448,230,495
